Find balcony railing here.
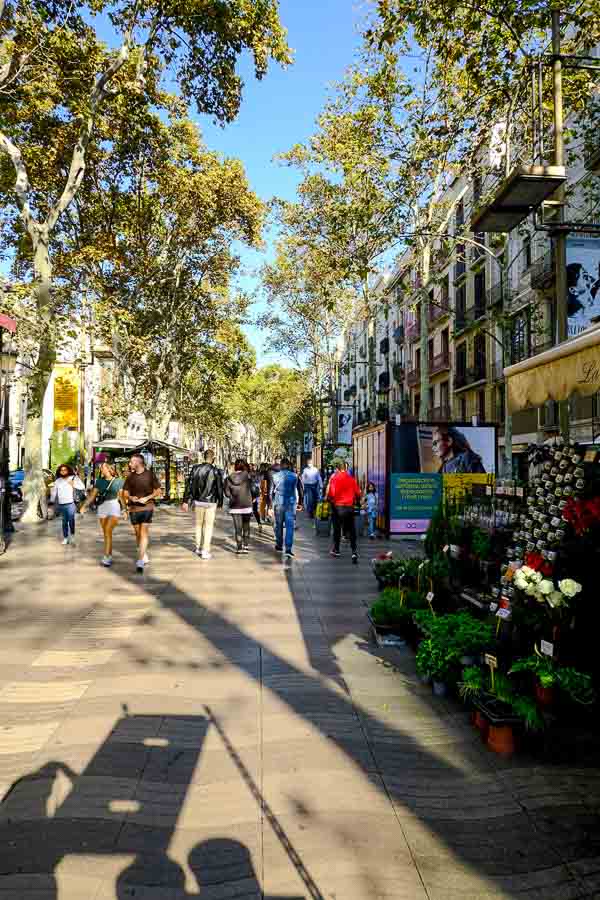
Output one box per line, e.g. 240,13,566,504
393,325,405,345
430,351,450,375
429,301,450,326
407,367,420,387
454,258,466,280
430,405,451,422
406,321,420,342
392,361,405,382
486,281,512,309
456,301,487,331
455,366,487,389
379,337,390,355
530,251,554,289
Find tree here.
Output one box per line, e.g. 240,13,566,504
259,242,356,444
0,0,290,518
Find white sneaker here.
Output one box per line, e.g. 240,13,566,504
136,559,145,574
101,555,112,567
62,538,69,546
200,550,212,560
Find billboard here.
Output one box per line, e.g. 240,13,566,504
390,422,496,533
567,236,600,338
337,407,354,444
53,364,79,431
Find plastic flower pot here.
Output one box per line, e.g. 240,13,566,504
487,724,515,756
472,710,489,743
432,680,448,698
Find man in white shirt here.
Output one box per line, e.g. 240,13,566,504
301,458,323,519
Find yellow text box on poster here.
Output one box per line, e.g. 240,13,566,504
53,365,79,431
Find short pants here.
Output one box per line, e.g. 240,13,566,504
129,508,154,525
97,499,121,519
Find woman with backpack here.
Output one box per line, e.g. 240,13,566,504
50,464,86,546
80,462,125,566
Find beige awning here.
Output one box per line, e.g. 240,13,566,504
505,323,600,413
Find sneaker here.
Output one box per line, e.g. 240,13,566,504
200,550,212,560
275,545,283,552
330,549,340,558
136,560,145,574
285,550,294,558
194,547,202,556
101,555,113,567
241,547,250,554
62,538,69,546
369,534,376,540
68,536,75,546
236,548,243,555
352,553,359,565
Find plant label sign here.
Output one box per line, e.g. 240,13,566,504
486,485,492,496
489,601,498,613
443,544,449,554
540,640,554,657
496,607,512,620
484,653,498,669
426,591,435,603
516,487,524,498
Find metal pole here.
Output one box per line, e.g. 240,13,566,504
551,7,570,442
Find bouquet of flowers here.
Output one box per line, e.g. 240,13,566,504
513,564,582,610
562,496,600,536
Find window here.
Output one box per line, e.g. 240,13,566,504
473,173,482,203
442,328,449,357
477,389,486,422
455,283,467,317
474,332,486,377
474,269,486,310
414,393,420,415
455,245,466,279
455,199,465,229
416,347,421,372
440,381,449,414
511,314,530,363
428,338,434,369
460,396,467,420
456,343,467,377
440,274,450,309
523,235,532,272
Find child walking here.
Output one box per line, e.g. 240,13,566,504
365,482,378,539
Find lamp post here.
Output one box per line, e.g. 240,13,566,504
0,315,17,552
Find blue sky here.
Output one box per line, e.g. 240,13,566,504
194,0,364,363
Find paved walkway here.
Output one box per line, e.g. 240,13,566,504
0,509,599,899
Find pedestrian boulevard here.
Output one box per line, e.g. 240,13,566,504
0,510,598,899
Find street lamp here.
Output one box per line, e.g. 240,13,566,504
0,319,17,551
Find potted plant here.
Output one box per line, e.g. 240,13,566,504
369,588,413,639
458,666,488,739
557,666,596,706
416,638,454,697
509,654,558,707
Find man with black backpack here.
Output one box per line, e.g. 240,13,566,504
182,449,224,560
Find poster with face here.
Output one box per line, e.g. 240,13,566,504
418,424,496,475
567,237,600,338
337,408,354,445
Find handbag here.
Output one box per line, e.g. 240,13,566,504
91,476,116,510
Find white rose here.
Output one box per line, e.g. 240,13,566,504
520,566,535,577
532,571,543,584
538,579,554,596
525,584,537,596
558,578,582,599
548,590,565,608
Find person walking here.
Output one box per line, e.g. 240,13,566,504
249,466,263,533
224,460,254,554
80,462,125,566
271,458,303,559
327,461,361,564
258,463,270,524
364,481,379,540
122,453,162,574
50,464,86,545
301,457,322,519
264,457,281,523
182,449,224,560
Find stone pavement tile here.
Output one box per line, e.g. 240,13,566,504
261,733,375,776
261,769,395,820
143,743,260,787
83,671,259,702
527,803,600,863
131,777,260,830
0,773,138,823
0,818,123,873
0,721,61,756
0,872,103,900
262,810,425,900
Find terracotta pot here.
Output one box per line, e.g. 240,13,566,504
473,710,489,743
535,681,554,708
487,724,515,756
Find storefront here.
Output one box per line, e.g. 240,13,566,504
92,438,197,501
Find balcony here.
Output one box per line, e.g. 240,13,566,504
430,405,451,422
455,366,487,390
489,361,505,382
429,301,450,326
343,385,357,401
486,281,512,309
407,367,420,387
430,351,450,375
377,403,390,423
378,371,391,392
454,258,466,281
379,337,390,355
456,301,487,331
406,321,421,342
392,361,405,382
359,375,368,390
392,325,405,345
530,251,554,289
358,345,367,359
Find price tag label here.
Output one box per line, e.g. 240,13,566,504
496,607,512,620
443,544,449,554
497,486,504,495
540,640,554,657
484,653,498,669
486,486,492,496
489,602,498,613
419,561,426,570
426,591,435,603
516,487,524,498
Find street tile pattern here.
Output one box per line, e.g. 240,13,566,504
0,509,598,898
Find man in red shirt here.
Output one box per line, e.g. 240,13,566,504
326,461,361,563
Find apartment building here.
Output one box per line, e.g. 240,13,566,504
334,156,600,477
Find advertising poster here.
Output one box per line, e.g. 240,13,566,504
53,365,79,431
337,407,354,445
352,423,387,527
389,422,497,533
390,472,442,534
567,236,600,338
